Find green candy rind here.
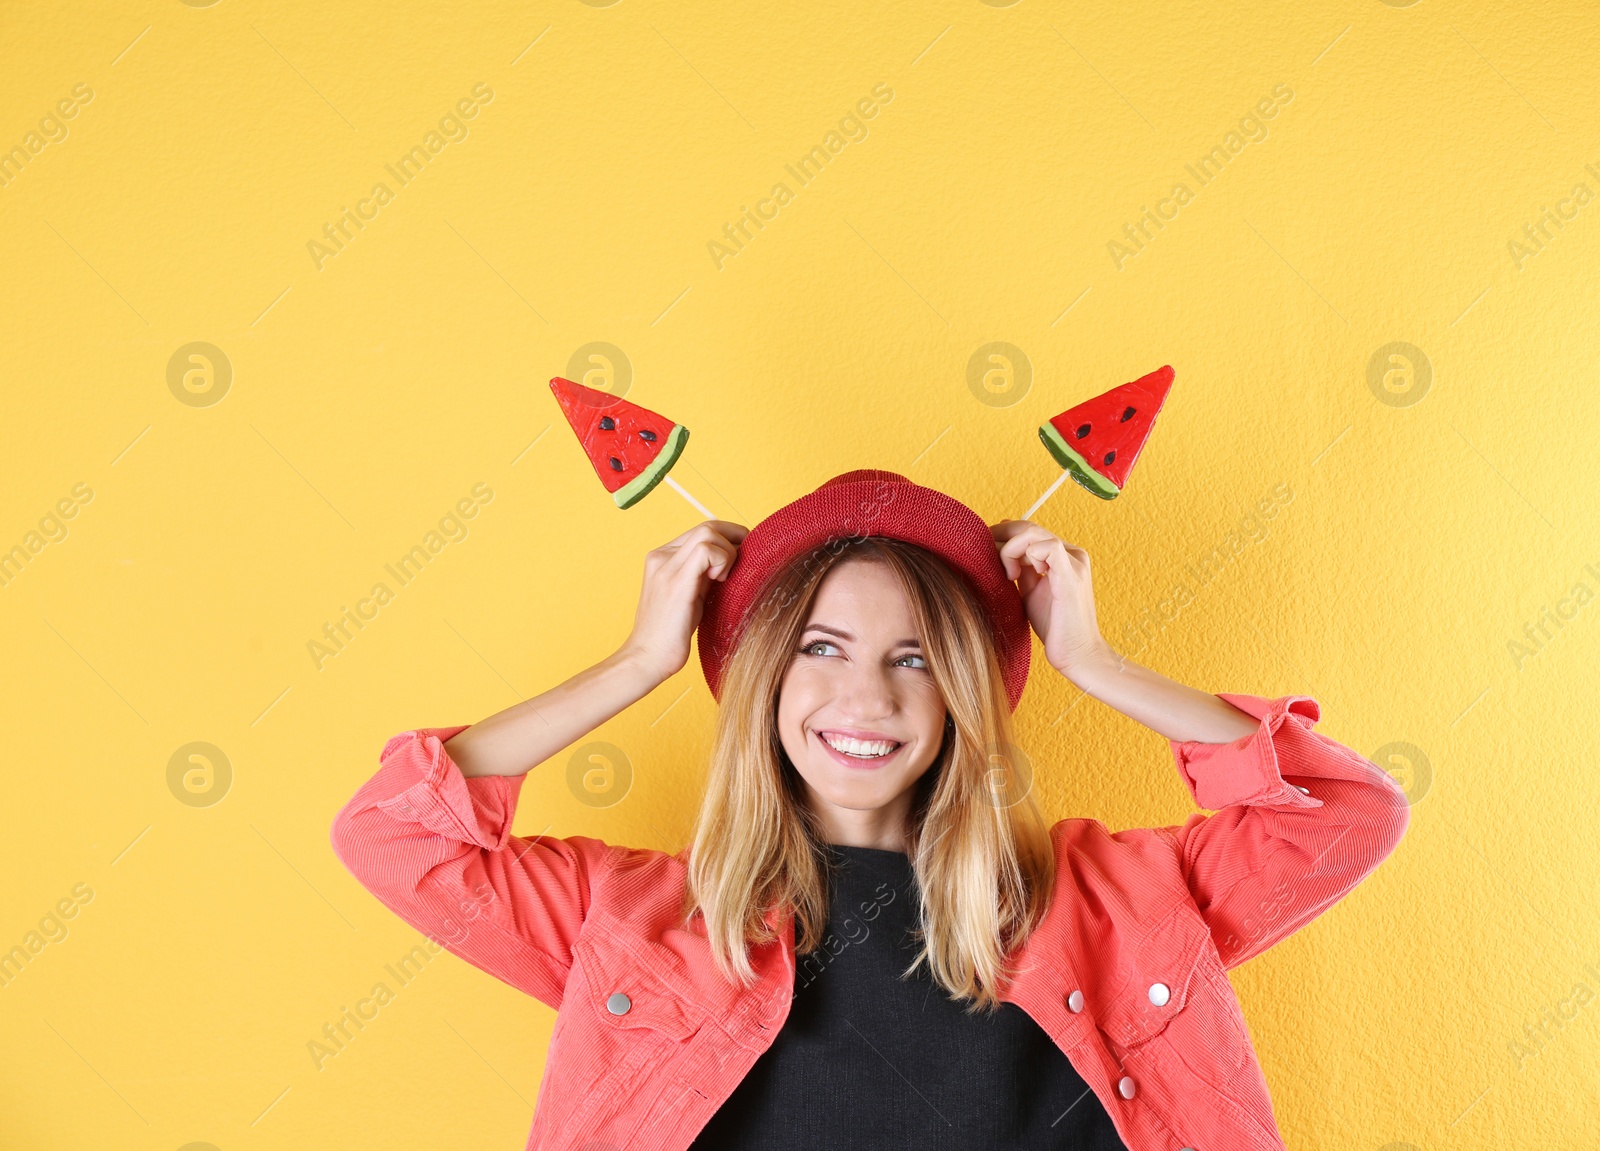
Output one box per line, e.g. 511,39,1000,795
1037,423,1120,501
613,423,690,509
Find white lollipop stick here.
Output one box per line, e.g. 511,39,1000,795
664,474,715,518
1021,470,1070,521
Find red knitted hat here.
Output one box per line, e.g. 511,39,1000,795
697,469,1032,711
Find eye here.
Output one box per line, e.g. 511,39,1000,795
894,653,928,670
799,640,840,657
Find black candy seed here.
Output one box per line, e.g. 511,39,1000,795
608,456,622,472
1075,423,1091,439
639,428,657,442
1103,450,1116,466
599,416,615,430
1121,406,1136,421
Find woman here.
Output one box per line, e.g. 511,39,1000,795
330,469,1409,1151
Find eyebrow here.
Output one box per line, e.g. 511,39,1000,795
801,623,922,649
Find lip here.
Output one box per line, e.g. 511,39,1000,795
813,728,905,770
816,728,902,743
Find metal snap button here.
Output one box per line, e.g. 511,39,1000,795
606,991,631,1016
1148,981,1170,1006
1118,1075,1136,1099
1067,989,1084,1013
1296,784,1310,794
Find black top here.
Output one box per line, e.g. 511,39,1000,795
689,843,1128,1150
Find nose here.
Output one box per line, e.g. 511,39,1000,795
838,656,897,719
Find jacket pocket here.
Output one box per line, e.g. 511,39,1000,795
1101,902,1256,1090
548,930,709,1146
572,928,705,1043
1096,902,1216,1053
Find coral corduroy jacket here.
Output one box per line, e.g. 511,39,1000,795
329,691,1408,1151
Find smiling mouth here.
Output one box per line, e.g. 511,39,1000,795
813,730,905,766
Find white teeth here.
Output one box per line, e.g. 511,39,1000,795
821,734,899,758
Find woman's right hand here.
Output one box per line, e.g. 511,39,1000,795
619,520,749,686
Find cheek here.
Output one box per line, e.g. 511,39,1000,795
774,673,819,754
903,684,947,742
777,664,836,720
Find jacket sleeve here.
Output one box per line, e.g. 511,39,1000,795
328,725,606,1011
1158,693,1410,970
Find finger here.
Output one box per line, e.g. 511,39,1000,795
995,536,1025,580
1027,532,1082,568
1011,518,1079,553
702,519,750,542
1023,539,1054,575
686,537,737,580
665,520,741,552
1013,536,1064,578
998,524,1048,564
1015,559,1042,598
645,544,680,571
681,520,746,546
996,525,1030,554
991,519,1041,547
997,530,1042,580
699,525,747,561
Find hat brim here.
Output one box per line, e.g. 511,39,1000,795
697,470,1031,711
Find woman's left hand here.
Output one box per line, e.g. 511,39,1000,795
990,519,1112,680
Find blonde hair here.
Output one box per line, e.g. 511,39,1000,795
682,536,1056,1013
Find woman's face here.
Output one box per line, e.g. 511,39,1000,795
775,558,949,850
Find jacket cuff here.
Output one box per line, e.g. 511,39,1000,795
372,726,522,850
1170,693,1326,812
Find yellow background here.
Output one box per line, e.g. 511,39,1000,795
3,1,1597,1148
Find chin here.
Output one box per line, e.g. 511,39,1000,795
812,782,902,812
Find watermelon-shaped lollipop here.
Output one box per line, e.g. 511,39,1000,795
1037,365,1174,502
550,376,692,510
